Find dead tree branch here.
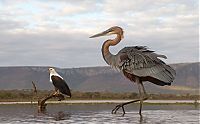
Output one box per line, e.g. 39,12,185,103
38,92,64,112
31,81,65,112
32,81,37,94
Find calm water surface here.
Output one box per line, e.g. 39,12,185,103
0,103,199,124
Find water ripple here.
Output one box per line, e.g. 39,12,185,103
0,104,199,124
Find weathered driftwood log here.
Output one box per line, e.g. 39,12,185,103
32,81,65,112
38,92,64,112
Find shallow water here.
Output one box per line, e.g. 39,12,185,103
0,103,199,124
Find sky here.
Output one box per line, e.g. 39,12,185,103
0,0,198,68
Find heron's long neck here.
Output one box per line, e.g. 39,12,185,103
102,34,121,65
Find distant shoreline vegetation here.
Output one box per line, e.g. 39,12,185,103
0,90,199,102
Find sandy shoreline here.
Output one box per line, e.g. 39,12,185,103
0,100,199,105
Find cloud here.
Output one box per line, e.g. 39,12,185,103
0,0,198,67
0,19,26,31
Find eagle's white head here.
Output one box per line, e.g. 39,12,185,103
48,67,57,74
48,67,63,82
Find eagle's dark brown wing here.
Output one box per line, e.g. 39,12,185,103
51,76,71,97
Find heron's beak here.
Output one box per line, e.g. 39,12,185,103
89,30,111,38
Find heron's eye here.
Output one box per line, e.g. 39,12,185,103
109,29,113,32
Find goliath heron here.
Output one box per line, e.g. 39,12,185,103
90,26,175,116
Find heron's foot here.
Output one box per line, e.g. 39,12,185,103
111,99,140,116
111,103,126,116
111,97,149,116
139,96,148,116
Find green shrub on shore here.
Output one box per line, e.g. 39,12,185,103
0,90,199,102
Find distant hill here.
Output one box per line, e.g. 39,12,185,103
0,62,199,94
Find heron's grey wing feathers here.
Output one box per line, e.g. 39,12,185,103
115,46,175,83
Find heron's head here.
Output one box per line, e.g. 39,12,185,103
90,26,124,39
48,67,56,74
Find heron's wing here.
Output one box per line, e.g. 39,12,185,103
117,46,176,84
51,76,71,97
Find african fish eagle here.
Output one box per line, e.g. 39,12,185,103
48,68,71,97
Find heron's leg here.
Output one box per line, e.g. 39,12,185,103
111,96,148,115
111,99,141,115
141,82,148,97
139,81,149,116
112,79,148,115
137,81,143,116
111,78,148,115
